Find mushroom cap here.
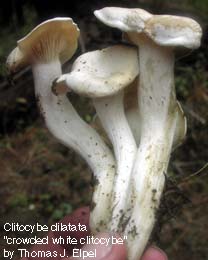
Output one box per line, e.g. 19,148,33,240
6,46,29,73
94,7,152,33
173,101,187,148
145,15,202,49
94,7,202,49
53,45,139,98
6,17,79,72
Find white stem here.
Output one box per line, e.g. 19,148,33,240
124,38,178,260
126,107,141,146
93,91,137,232
32,60,116,232
126,102,186,148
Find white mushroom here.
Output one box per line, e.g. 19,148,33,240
95,7,202,260
53,45,139,232
6,18,116,232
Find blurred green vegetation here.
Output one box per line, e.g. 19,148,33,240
174,0,208,15
0,4,37,76
143,0,208,17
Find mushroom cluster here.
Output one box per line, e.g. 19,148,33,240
6,7,202,260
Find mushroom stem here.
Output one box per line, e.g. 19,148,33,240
32,60,116,232
126,100,187,148
93,91,137,232
125,36,178,260
51,44,139,233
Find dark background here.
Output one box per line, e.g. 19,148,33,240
0,1,208,259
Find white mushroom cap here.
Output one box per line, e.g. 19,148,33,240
145,15,202,49
94,7,152,33
6,47,29,73
6,17,79,72
173,101,187,148
53,45,139,97
94,7,202,49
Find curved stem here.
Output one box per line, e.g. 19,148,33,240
124,36,178,260
126,130,176,260
32,60,116,232
93,91,137,232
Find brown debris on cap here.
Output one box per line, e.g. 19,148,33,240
95,7,202,49
53,45,139,98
